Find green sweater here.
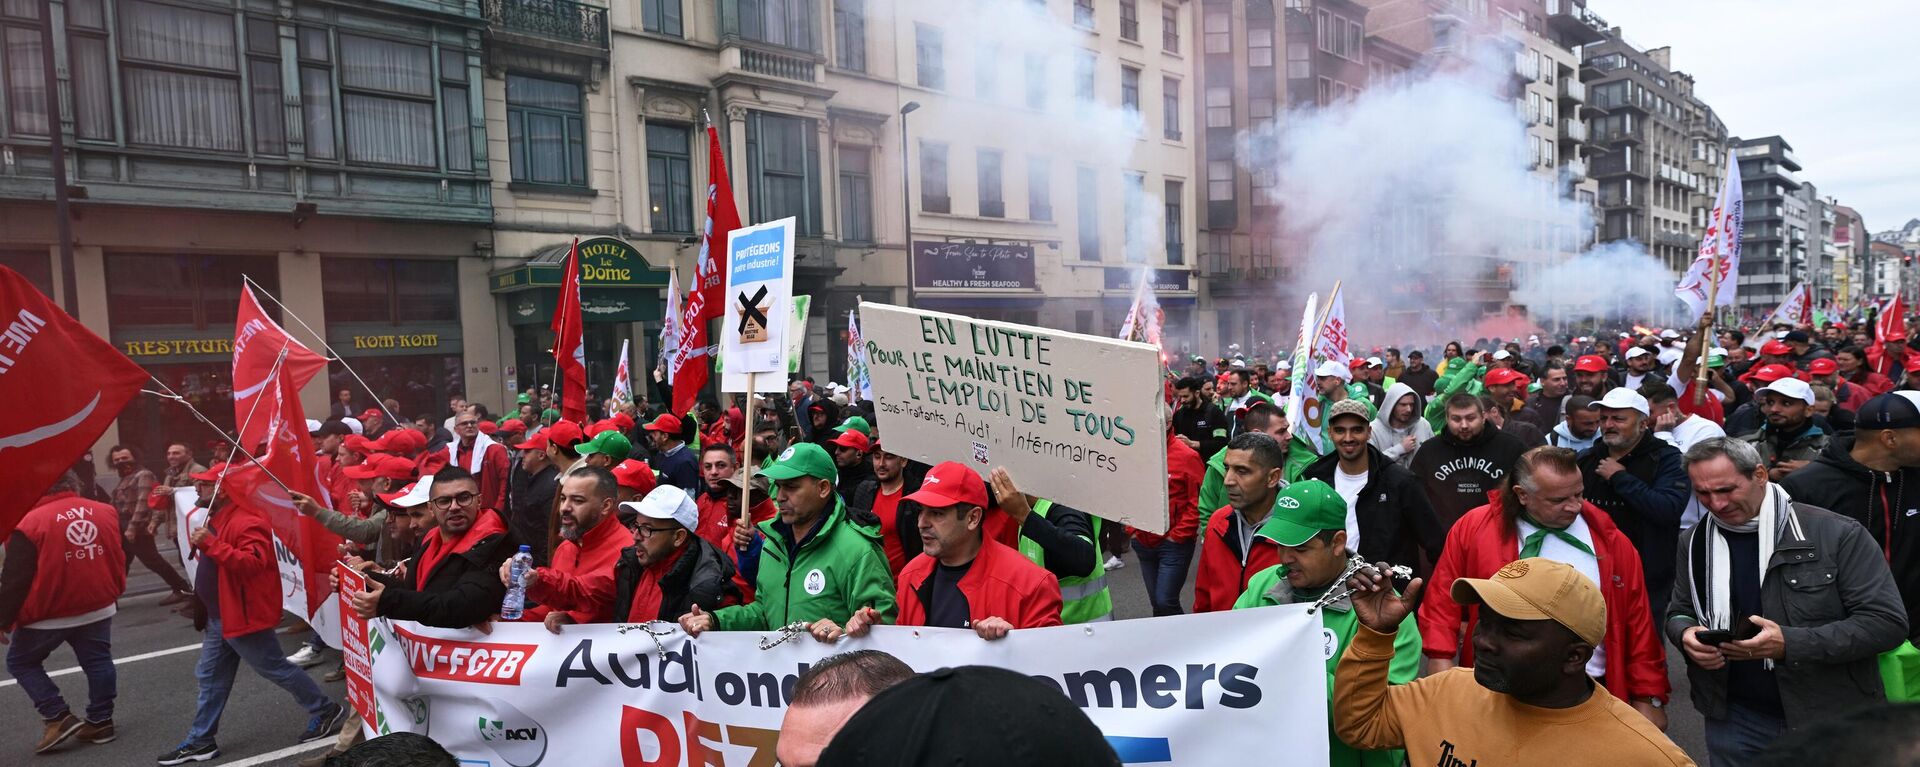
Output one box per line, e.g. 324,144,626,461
1421,361,1485,433
1234,564,1422,767
713,497,898,631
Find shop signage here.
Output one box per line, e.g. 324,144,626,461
489,238,670,291
1104,267,1192,293
119,338,233,359
327,324,462,358
912,241,1037,291
347,333,445,351
507,289,661,326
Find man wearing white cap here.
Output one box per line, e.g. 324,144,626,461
1736,377,1829,481
610,486,741,622
1622,347,1667,391
1577,388,1691,617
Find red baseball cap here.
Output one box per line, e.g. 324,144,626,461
189,463,229,482
478,421,498,435
512,432,549,451
342,435,376,455
359,408,385,421
376,428,427,455
903,461,989,509
1807,358,1838,376
545,420,585,449
1749,364,1797,383
343,453,416,481
1906,356,1920,374
1485,368,1526,386
830,430,872,452
1760,340,1793,356
610,412,637,431
643,414,683,434
586,419,619,437
498,418,527,435
1573,355,1608,373
612,459,658,495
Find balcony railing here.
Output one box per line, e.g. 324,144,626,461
1653,230,1695,249
484,0,608,48
1561,119,1588,142
1564,158,1589,181
740,44,818,82
1513,51,1539,82
1598,189,1646,209
1559,77,1586,103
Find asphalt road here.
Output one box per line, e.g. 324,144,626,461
3,540,1709,765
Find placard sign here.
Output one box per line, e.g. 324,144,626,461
721,218,796,392
858,302,1168,533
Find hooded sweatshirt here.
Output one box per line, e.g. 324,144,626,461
1780,435,1920,639
1409,423,1528,531
1369,383,1432,468
1548,419,1600,453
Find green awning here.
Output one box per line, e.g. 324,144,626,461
489,237,672,292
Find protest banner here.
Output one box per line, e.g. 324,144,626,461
172,489,342,646
363,605,1326,765
337,563,376,724
857,302,1168,533
719,218,796,392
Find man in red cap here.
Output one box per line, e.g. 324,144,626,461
541,420,587,476
612,459,658,504
341,454,416,518
1483,368,1528,417
440,407,510,513
829,429,874,492
643,414,701,494
501,465,633,632
358,408,390,439
1570,355,1614,398
815,461,1062,640
1805,357,1870,413
496,418,528,445
1756,339,1797,369
508,430,561,566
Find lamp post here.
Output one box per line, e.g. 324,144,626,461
900,101,920,305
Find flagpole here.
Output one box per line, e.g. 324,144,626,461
1694,253,1720,407
225,343,291,481
739,376,756,530
242,275,401,428
143,377,297,498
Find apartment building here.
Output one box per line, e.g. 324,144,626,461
1731,135,1808,314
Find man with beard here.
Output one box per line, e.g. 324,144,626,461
1622,347,1667,391
1571,355,1615,399
1198,401,1290,529
1305,400,1444,578
1411,394,1528,532
1192,433,1290,612
503,466,634,631
1369,383,1432,467
1335,558,1693,765
1549,395,1602,452
1738,377,1830,480
610,485,740,622
1519,363,1572,432
1577,388,1690,617
1483,393,1547,449
641,414,700,493
1397,350,1439,397
829,429,875,492
1219,369,1271,434
354,468,514,629
847,446,925,576
692,445,745,552
1781,329,1833,367
507,430,561,566
441,407,510,512
1172,376,1231,460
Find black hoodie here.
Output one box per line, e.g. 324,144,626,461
1780,435,1920,640
1409,422,1528,531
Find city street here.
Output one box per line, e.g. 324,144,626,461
2,540,1710,765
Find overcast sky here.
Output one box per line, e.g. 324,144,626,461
1595,0,1919,233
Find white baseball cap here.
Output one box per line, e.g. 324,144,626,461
1660,329,1680,340
343,417,364,435
1657,347,1682,366
621,485,699,530
1590,387,1650,416
380,475,434,509
1276,360,1293,371
1313,360,1352,382
1492,349,1513,360
1365,356,1384,368
1758,377,1817,406
1624,346,1651,359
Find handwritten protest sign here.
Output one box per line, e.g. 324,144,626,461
859,302,1168,533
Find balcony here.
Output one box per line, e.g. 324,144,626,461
1653,230,1695,249
1594,122,1642,146
1561,119,1588,142
1564,158,1589,181
1598,188,1646,209
738,44,819,82
484,0,608,50
1545,0,1608,45
1590,151,1646,178
1559,77,1586,103
1513,50,1540,82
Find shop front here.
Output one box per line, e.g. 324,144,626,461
1103,266,1199,358
910,240,1044,326
321,256,469,421
492,238,668,414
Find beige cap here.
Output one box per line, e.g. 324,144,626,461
1451,558,1606,646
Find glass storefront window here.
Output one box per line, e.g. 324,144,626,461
0,250,54,295
105,253,281,329
329,354,463,423
322,257,458,324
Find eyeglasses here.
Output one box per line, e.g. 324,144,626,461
633,524,681,539
456,420,478,428
429,492,479,509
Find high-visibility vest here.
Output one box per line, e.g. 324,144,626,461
1017,500,1112,624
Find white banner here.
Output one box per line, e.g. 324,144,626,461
174,488,341,647
1765,282,1811,328
720,218,797,391
1675,155,1744,321
858,302,1169,533
1314,283,1350,369
612,340,633,406
1286,294,1325,454
363,606,1327,766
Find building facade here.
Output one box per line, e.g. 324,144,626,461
1731,135,1807,315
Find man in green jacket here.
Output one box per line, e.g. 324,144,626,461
678,443,896,635
1233,479,1420,767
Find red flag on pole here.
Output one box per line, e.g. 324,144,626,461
225,354,340,618
0,267,148,537
551,238,588,423
232,284,328,450
1878,294,1906,343
667,124,741,417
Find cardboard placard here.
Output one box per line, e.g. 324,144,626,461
720,218,796,392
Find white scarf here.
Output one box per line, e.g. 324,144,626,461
1701,483,1800,669
446,431,496,474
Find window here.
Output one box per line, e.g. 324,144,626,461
1250,97,1274,129
916,24,944,89
1162,4,1179,52
1248,26,1274,68
1124,172,1145,261
1165,180,1185,265
727,0,816,51
106,253,282,329
118,0,243,151
245,19,284,154
1075,50,1096,103
1024,53,1047,109
1162,77,1180,139
1077,166,1100,260
920,141,949,213
321,258,459,325
1203,8,1229,54
1074,0,1093,29
334,35,439,168
978,149,1004,218
1287,41,1309,79
647,123,694,233
975,44,998,99
1205,86,1230,128
439,49,472,172
1120,0,1138,41
66,1,110,141
644,0,683,37
833,1,865,70
1028,158,1051,221
1121,66,1140,116
838,146,872,242
299,28,337,160
1207,160,1232,201
506,74,586,185
746,111,822,234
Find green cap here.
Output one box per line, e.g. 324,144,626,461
760,442,838,482
1708,353,1728,369
575,430,632,462
541,407,561,424
517,392,531,404
1255,479,1348,547
836,415,873,438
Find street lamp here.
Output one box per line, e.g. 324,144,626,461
900,101,920,305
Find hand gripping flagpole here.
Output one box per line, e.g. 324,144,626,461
1694,251,1720,407
241,275,402,429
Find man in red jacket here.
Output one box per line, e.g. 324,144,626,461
1416,446,1671,731
1129,426,1203,615
1192,432,1288,612
162,464,345,765
502,465,634,632
2,472,127,753
442,406,511,512
818,462,1061,640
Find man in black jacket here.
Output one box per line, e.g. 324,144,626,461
508,431,560,565
1172,376,1231,459
1302,399,1445,576
611,486,740,622
1578,387,1691,617
1410,393,1529,532
1781,392,1920,640
354,468,516,629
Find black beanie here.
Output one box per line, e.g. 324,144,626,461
817,665,1120,767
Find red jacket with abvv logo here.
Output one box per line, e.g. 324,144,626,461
2,491,126,631
895,537,1062,629
1191,506,1281,613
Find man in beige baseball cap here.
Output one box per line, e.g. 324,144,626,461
1333,557,1695,766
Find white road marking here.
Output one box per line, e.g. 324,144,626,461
219,739,335,767
0,641,201,688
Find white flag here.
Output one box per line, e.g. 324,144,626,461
659,266,682,383
1675,155,1744,321
1117,267,1163,349
1314,282,1350,369
611,339,632,406
1765,282,1812,328
847,309,873,401
1286,294,1325,455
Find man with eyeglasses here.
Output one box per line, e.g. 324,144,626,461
441,406,510,513
350,467,514,629
612,485,741,622
499,466,632,633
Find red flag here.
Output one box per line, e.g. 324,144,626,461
233,285,327,449
221,360,340,618
667,124,741,417
1878,294,1906,343
0,267,148,536
550,238,588,423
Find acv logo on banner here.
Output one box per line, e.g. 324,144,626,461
476,697,547,767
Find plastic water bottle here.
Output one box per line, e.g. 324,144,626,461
500,545,533,620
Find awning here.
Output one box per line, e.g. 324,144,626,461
489,237,672,292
